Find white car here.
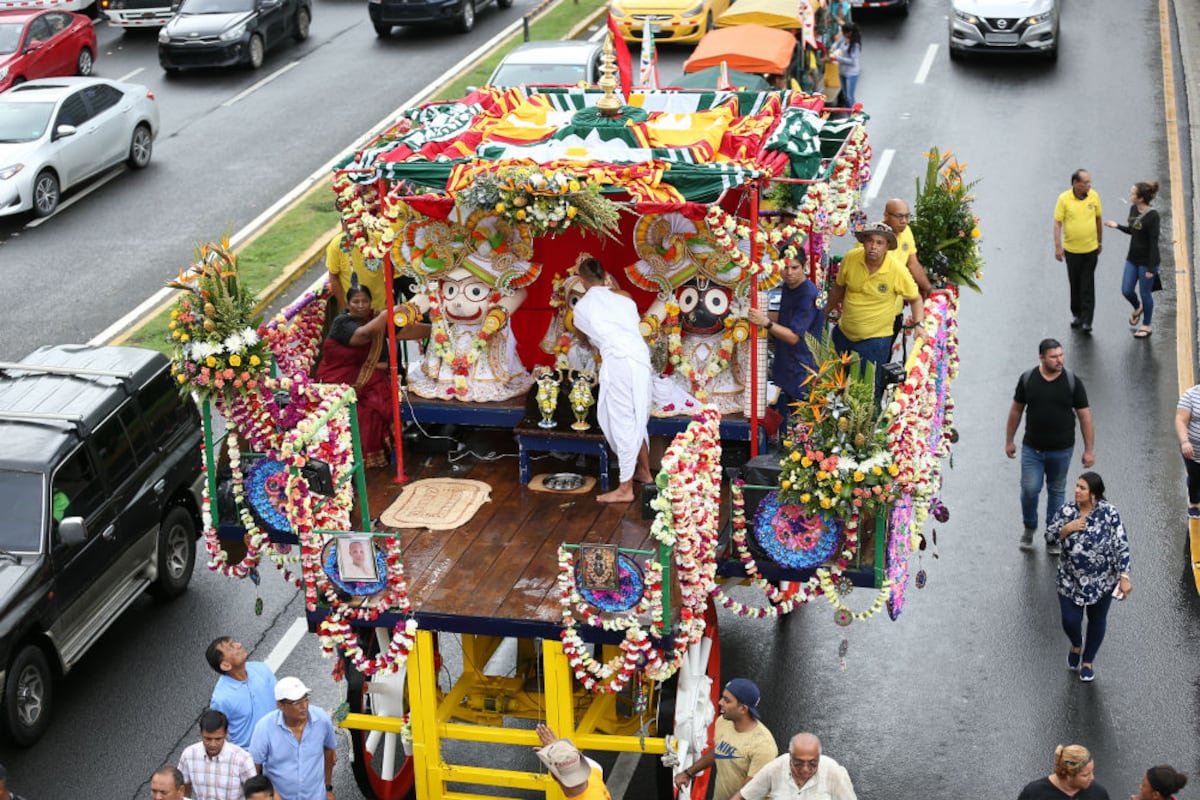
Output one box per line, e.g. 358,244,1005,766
486,40,602,88
0,76,158,218
949,0,1059,60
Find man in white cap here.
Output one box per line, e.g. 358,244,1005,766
534,724,610,799
827,222,924,386
674,678,777,800
249,677,338,800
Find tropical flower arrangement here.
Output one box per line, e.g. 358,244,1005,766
167,240,270,401
776,335,897,519
909,147,984,292
456,165,622,240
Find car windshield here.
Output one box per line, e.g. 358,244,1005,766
0,22,23,55
0,102,54,143
178,0,254,14
490,63,587,87
0,471,45,552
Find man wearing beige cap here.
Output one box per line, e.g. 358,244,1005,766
249,677,337,800
534,724,609,799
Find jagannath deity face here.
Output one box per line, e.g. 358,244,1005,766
439,268,494,324
676,278,732,335
560,276,588,334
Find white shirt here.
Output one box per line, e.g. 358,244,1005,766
738,753,857,800
572,286,651,368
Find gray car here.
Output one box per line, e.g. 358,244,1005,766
486,40,602,88
949,0,1059,61
0,76,159,218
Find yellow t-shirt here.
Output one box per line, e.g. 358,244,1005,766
577,767,612,800
1054,188,1102,253
325,233,391,310
836,247,919,341
893,226,918,313
711,718,778,800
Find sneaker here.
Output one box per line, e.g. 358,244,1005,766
1019,527,1036,550
1081,323,1093,333
1070,317,1082,329
1188,507,1200,519
1067,650,1081,671
1046,541,1061,556
1079,665,1095,682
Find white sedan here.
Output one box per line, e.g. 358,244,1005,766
0,76,159,218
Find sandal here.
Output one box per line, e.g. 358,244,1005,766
1133,327,1153,339
1129,307,1143,326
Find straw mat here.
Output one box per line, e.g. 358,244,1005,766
379,478,492,531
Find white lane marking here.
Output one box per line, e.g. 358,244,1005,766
118,66,145,82
588,25,606,42
92,13,535,346
222,61,301,107
914,44,937,84
608,752,640,800
26,167,125,229
863,147,894,206
265,617,309,674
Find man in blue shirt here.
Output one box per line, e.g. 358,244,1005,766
207,637,278,749
746,245,824,432
250,677,337,800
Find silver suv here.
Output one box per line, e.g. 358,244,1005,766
949,0,1059,61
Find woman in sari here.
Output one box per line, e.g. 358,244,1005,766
316,285,425,468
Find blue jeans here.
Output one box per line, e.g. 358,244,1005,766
1020,445,1073,529
841,74,858,106
1058,592,1114,663
832,326,892,395
1120,260,1156,325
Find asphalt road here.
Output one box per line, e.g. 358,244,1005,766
5,0,1200,798
0,0,539,361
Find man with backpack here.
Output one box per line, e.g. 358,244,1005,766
1005,338,1095,552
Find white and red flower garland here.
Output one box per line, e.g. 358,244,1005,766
426,286,508,399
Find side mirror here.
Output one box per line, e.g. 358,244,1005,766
59,516,88,547
54,124,77,140
24,42,42,53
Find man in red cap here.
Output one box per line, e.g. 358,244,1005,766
673,678,777,800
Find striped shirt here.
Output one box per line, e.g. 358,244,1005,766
178,741,256,800
1180,385,1200,460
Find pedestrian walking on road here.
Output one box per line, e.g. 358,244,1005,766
1104,181,1161,339
150,767,191,800
207,637,278,749
1005,338,1095,550
250,677,337,800
178,709,257,800
0,764,28,800
1047,473,1131,683
1173,384,1200,520
1018,744,1111,799
674,678,778,800
1132,765,1188,800
731,732,856,800
1053,170,1104,332
828,24,861,106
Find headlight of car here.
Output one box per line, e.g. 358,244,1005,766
0,164,23,181
0,66,8,81
1025,13,1047,24
953,9,978,23
219,23,247,41
681,1,705,17
158,28,171,43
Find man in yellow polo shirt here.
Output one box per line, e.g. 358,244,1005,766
828,223,924,390
1053,169,1103,333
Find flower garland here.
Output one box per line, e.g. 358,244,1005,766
456,165,621,240
427,287,508,399
261,286,329,381
662,303,743,401
318,616,419,677
202,430,268,578
333,176,405,262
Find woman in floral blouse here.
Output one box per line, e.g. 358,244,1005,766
1046,472,1132,683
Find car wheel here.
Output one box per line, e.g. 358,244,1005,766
897,0,909,15
948,46,962,61
246,33,265,69
373,20,391,36
11,76,24,87
497,0,512,9
32,170,59,218
148,506,196,600
704,10,713,31
76,48,94,76
127,124,153,169
1,645,53,747
293,6,311,41
455,0,474,33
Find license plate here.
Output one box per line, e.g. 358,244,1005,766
985,32,1019,44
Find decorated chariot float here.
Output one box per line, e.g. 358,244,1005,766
170,41,979,800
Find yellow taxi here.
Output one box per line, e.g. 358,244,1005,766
609,0,731,44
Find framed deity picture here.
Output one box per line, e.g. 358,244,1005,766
337,535,379,583
579,543,620,591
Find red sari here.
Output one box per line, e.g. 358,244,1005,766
315,314,393,468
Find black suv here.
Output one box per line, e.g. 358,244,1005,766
0,345,204,746
368,0,509,37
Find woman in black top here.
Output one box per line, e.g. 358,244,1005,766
1017,744,1111,800
1133,765,1187,800
1104,180,1161,339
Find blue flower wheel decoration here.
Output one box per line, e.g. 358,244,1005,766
753,490,841,569
245,458,292,536
323,541,391,597
575,554,645,613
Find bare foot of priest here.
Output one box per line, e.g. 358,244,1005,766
597,483,636,503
